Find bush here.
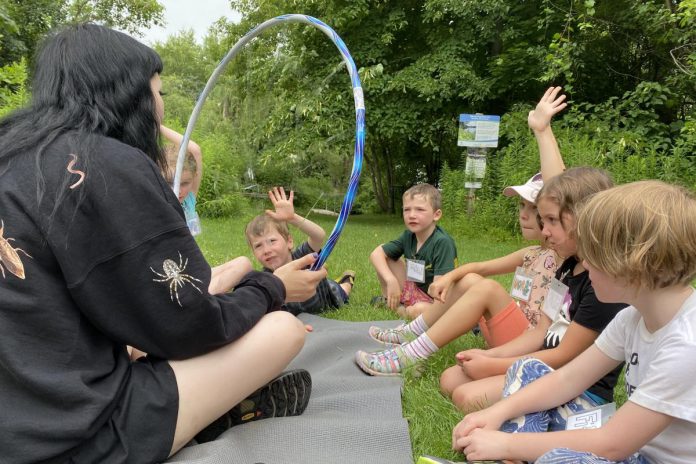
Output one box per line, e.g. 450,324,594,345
0,59,27,117
198,192,250,217
439,84,696,240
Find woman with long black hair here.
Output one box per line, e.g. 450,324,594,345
0,23,324,463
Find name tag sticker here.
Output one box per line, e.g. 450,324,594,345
543,278,569,320
186,211,202,236
406,259,426,283
510,267,534,302
566,403,616,430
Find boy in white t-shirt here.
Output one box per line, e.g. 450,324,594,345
450,180,696,464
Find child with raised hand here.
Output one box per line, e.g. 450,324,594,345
370,183,458,318
245,187,355,315
452,180,696,464
356,88,570,377
355,174,558,376
161,124,253,295
442,167,626,413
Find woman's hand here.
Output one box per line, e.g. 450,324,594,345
273,254,327,303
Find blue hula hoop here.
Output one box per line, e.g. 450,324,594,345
173,14,365,271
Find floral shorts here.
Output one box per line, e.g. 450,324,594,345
401,281,433,307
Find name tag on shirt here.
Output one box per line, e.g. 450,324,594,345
406,259,426,283
566,403,616,430
510,267,534,302
186,211,202,236
542,278,569,321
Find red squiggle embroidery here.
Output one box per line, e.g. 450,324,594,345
66,154,85,189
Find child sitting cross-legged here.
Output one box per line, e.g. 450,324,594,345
450,180,696,464
355,87,571,376
245,187,355,315
369,183,458,318
355,174,559,376
441,167,627,413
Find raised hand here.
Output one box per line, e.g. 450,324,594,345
266,187,295,222
528,86,567,133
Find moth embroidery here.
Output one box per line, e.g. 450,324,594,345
66,153,86,189
151,252,203,306
0,219,32,280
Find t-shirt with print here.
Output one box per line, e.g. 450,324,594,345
0,133,286,463
514,246,559,327
542,256,626,402
595,290,696,464
263,241,348,315
381,225,458,292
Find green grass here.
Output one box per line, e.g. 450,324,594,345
196,212,623,461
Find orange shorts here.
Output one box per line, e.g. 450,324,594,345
478,300,530,348
401,281,433,307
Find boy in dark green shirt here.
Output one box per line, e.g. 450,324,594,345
370,184,458,318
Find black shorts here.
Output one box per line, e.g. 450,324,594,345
66,356,179,464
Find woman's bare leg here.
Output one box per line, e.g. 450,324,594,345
168,311,305,455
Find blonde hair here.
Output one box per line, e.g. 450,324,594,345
536,167,613,234
403,183,442,210
244,215,290,245
577,180,696,289
164,144,197,182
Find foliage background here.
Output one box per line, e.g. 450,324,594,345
1,0,695,226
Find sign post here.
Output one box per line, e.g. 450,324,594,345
457,114,500,214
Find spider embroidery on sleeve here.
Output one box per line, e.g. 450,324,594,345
150,251,203,307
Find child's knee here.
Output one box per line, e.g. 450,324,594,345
451,384,486,411
458,272,484,289
503,357,552,397
508,357,551,378
472,278,506,296
439,365,464,396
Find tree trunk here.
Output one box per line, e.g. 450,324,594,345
364,145,389,212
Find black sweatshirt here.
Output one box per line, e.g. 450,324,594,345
0,134,285,462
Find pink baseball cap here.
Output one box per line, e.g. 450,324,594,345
503,173,543,203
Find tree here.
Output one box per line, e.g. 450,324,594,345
0,0,164,68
